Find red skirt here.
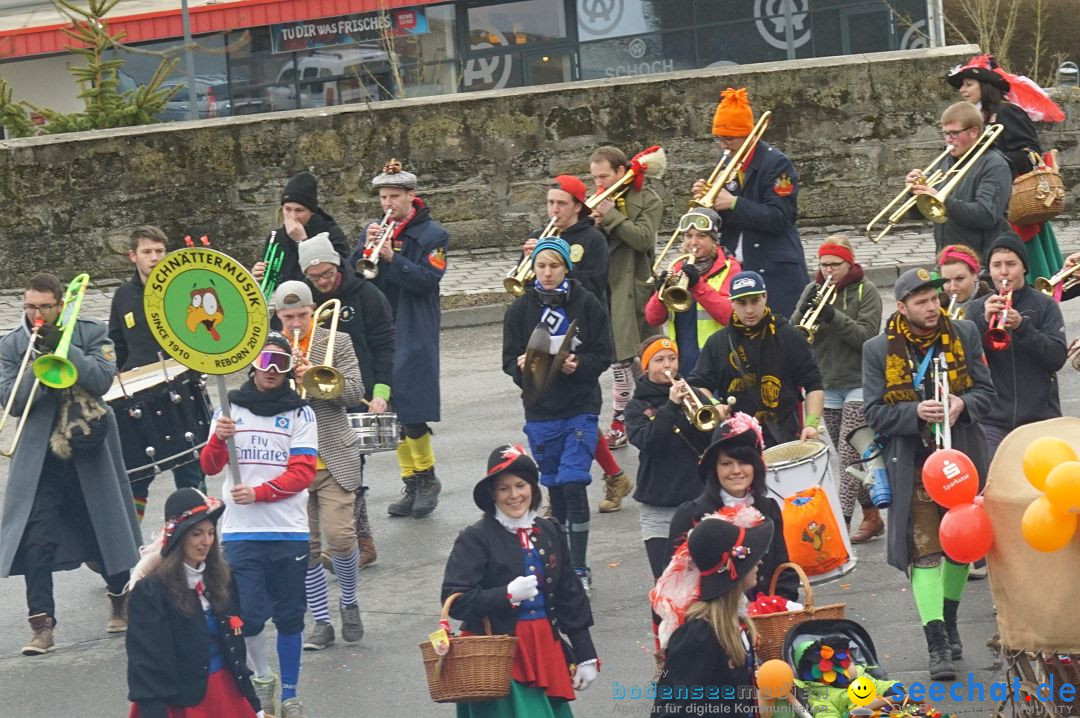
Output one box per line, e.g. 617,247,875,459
129,669,257,718
463,618,576,701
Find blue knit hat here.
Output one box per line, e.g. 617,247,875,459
532,237,574,270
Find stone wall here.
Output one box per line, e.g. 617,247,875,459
1,44,1078,286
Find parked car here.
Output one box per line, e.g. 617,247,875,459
158,75,233,121
270,48,390,110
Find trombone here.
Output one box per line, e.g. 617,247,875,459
259,231,284,298
657,254,696,313
355,210,397,280
795,276,836,344
1035,263,1080,301
585,146,667,210
504,217,560,297
300,299,345,400
0,319,43,457
664,370,723,432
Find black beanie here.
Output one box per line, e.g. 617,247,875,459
987,231,1029,273
282,172,319,212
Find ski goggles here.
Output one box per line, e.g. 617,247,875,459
677,211,718,233
253,350,293,374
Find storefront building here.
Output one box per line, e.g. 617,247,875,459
0,0,933,121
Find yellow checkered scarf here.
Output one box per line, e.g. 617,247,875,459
883,310,973,405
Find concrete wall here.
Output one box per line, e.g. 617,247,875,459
1,44,1078,287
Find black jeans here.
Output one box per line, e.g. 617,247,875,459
18,452,129,621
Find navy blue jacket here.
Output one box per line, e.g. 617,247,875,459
351,202,447,424
718,140,808,317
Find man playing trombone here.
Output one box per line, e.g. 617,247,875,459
0,272,141,656
272,281,366,652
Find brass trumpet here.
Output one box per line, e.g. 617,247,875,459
505,217,560,296
1035,263,1080,300
986,279,1013,352
355,210,397,279
664,371,723,432
301,299,345,400
795,276,836,344
657,254,696,313
946,293,965,320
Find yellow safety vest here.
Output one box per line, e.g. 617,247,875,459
665,259,734,351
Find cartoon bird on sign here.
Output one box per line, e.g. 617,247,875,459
186,282,224,340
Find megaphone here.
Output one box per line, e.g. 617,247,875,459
846,425,891,508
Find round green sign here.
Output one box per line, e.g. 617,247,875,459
143,247,269,375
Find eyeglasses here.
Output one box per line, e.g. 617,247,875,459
678,212,717,233
24,303,57,313
713,136,741,145
253,350,293,374
304,267,337,282
942,128,973,139
819,261,847,270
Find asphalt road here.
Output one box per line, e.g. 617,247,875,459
1,293,1079,717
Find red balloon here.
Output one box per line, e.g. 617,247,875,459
922,449,979,508
939,503,994,563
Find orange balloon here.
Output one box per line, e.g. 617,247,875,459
1023,437,1079,492
1045,461,1080,514
756,659,794,700
1022,496,1078,552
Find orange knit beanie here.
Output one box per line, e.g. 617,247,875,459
711,87,755,137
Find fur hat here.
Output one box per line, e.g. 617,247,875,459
689,507,774,601
473,444,541,514
282,171,319,212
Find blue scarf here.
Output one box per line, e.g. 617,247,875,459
535,278,570,338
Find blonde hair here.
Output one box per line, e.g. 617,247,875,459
684,587,756,665
821,234,852,251
941,101,983,132
534,248,566,267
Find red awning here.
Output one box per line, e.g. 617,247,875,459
1,0,442,60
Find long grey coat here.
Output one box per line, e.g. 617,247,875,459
861,319,994,572
305,325,364,491
0,318,141,578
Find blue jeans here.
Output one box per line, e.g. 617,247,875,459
523,414,598,487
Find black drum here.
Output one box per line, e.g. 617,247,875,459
104,360,213,482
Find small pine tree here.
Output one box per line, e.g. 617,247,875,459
0,0,179,137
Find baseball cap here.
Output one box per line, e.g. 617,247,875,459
271,280,314,311
729,271,767,300
893,267,945,301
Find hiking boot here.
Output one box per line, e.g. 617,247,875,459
252,674,279,717
943,598,963,660
387,477,417,517
598,471,633,513
850,507,885,544
281,697,307,718
575,567,593,596
106,591,128,633
303,620,335,651
341,603,364,643
606,421,628,449
22,613,55,656
923,620,956,681
411,469,441,518
358,536,377,570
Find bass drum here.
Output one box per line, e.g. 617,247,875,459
763,440,857,585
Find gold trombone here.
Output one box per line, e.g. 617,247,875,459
300,299,344,400
355,210,398,279
585,146,667,209
1035,263,1080,300
657,254,696,313
505,217,560,297
0,319,43,457
865,124,1004,242
795,276,836,344
664,370,723,432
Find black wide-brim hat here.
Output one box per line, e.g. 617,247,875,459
473,444,541,514
946,55,1010,92
162,488,225,556
698,412,766,483
689,511,775,601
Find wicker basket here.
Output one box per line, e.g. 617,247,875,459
419,592,519,703
1008,150,1066,225
750,562,845,661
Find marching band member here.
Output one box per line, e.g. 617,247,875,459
125,488,262,718
693,87,808,317
252,171,352,286
271,281,366,652
299,234,395,569
791,236,884,543
937,244,992,316
441,445,599,716
588,146,663,451
906,102,1012,259
862,269,994,681
108,226,206,522
349,160,448,519
689,271,824,448
200,332,318,718
502,238,614,594
966,233,1066,457
0,272,141,655
948,53,1066,283
644,208,740,376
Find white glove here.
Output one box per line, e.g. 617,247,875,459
256,712,266,718
506,574,539,605
573,659,599,690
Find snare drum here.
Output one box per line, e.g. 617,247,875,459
763,439,857,584
104,359,212,482
348,412,401,454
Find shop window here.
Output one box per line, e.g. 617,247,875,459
695,19,788,67
467,0,567,50
580,30,696,80
575,0,671,41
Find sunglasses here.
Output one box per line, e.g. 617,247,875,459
678,213,718,233
253,350,293,373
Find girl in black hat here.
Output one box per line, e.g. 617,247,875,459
441,445,600,717
125,488,262,718
668,413,799,602
653,512,775,716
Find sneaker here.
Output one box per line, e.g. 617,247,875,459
340,603,364,643
252,674,279,717
598,471,634,513
606,421,628,449
281,696,307,718
303,620,335,651
574,567,593,596
22,613,55,656
968,559,987,581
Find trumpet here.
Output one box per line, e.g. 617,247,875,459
355,210,397,279
657,253,696,313
664,371,723,432
932,355,952,450
1035,263,1080,301
946,293,965,321
986,279,1013,352
259,231,284,298
865,124,1004,242
504,217,560,296
301,299,345,400
795,276,836,344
